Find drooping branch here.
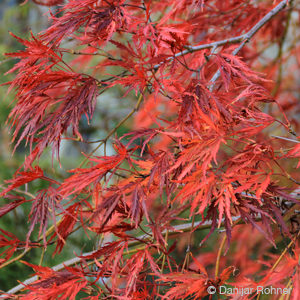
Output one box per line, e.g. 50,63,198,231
153,35,245,69
271,135,300,143
1,0,299,298
153,0,288,75
210,0,288,85
77,1,289,168
3,216,242,297
3,187,299,297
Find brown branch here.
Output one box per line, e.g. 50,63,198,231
60,48,122,61
153,35,244,70
154,0,288,73
0,2,291,298
210,0,288,86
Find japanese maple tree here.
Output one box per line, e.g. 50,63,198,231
0,0,300,299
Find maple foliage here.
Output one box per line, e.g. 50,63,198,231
0,0,300,299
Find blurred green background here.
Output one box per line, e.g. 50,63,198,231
0,1,81,291
0,1,114,291
0,0,149,292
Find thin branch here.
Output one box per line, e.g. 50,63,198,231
122,4,145,10
215,234,227,279
256,230,300,300
3,216,242,297
181,214,198,273
0,184,35,199
210,0,288,87
0,249,30,272
233,1,288,55
60,48,122,61
153,35,244,70
154,0,288,73
270,231,300,274
271,135,300,144
78,89,145,168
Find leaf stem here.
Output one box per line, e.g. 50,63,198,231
0,249,30,270
78,90,145,168
215,234,227,279
256,231,300,300
154,0,288,73
3,216,242,296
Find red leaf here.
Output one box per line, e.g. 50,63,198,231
0,196,27,218
21,262,88,300
49,203,81,254
0,229,21,266
59,142,129,197
26,187,62,247
0,167,43,196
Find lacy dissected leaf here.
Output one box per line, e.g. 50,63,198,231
20,262,88,300
285,143,300,168
26,187,62,247
160,262,234,299
78,240,125,261
173,139,284,245
214,53,268,90
169,136,224,182
0,167,44,196
0,195,28,218
0,229,21,266
49,202,81,254
160,272,208,299
129,185,147,225
146,150,176,201
40,0,129,45
59,142,129,198
179,80,232,125
31,0,64,6
90,180,150,230
92,192,124,230
121,250,147,297
5,32,62,75
7,68,98,159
